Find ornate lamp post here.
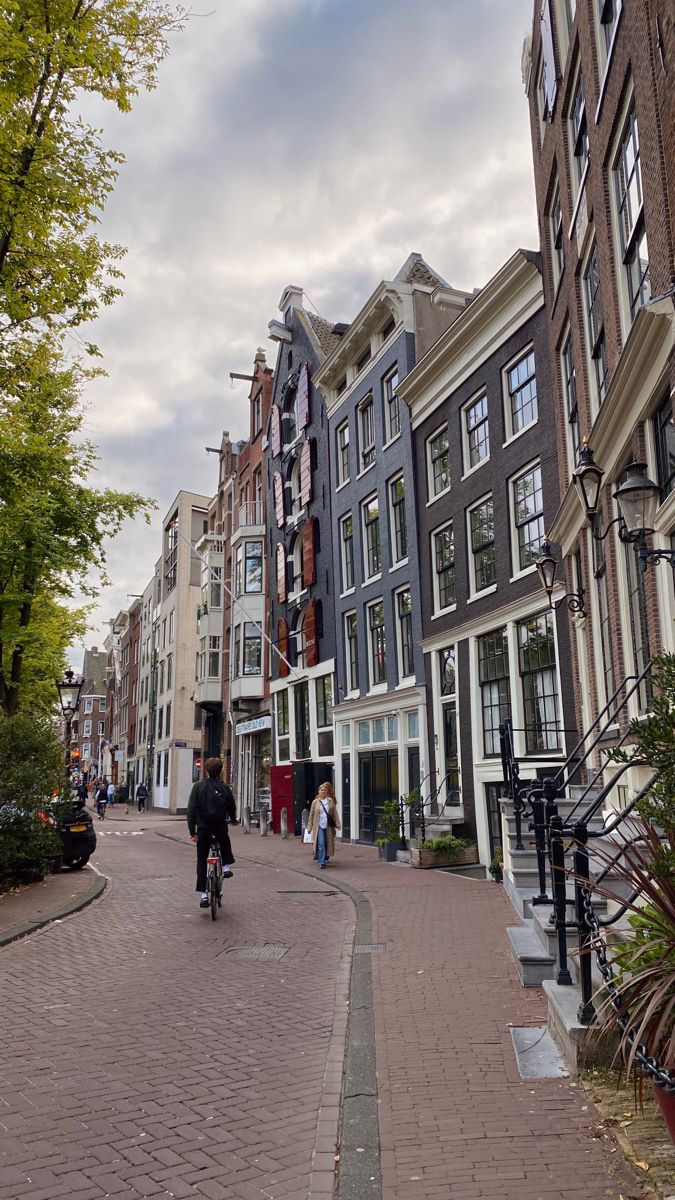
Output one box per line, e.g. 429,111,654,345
535,537,586,615
55,669,84,784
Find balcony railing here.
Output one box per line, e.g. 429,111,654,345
233,500,265,531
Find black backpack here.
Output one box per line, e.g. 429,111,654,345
200,779,233,825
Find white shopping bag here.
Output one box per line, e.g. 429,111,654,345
303,827,312,844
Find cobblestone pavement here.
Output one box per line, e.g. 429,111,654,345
0,820,652,1200
0,824,352,1199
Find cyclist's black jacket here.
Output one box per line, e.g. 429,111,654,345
187,779,236,835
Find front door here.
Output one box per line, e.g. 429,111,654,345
358,750,398,843
341,755,351,840
484,782,504,858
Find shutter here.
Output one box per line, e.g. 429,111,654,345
278,617,290,678
273,471,285,527
540,0,557,118
276,542,287,602
297,362,310,430
305,599,318,667
302,518,317,588
271,405,281,457
300,438,313,507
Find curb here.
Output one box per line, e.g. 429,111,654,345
0,866,107,947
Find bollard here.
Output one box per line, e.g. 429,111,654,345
260,806,268,836
243,805,251,834
280,806,289,839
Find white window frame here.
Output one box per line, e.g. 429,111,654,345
581,236,609,413
388,474,407,566
366,597,387,691
344,610,359,696
82,743,91,761
568,64,589,202
549,179,564,292
426,423,451,502
361,492,382,583
382,366,401,445
595,0,623,85
610,96,650,338
339,512,355,594
502,344,538,443
83,697,93,714
467,493,496,598
395,584,414,683
336,419,350,487
431,520,456,615
83,719,92,737
358,395,375,474
98,721,104,736
461,390,490,477
560,325,580,476
509,458,545,580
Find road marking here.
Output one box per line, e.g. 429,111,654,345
97,830,144,836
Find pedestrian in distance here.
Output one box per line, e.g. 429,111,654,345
107,779,116,808
187,757,237,908
136,782,148,813
307,781,341,869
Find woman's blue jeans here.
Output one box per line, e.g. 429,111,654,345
317,827,328,866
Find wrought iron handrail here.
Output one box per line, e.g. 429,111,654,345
552,660,653,791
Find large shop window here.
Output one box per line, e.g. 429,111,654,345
517,611,561,753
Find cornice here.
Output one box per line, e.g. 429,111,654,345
421,587,548,654
397,251,543,429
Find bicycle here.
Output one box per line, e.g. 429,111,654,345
206,837,223,920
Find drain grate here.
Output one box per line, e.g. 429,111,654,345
354,943,385,954
226,944,289,961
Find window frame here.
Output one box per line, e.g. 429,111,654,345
582,240,609,407
612,104,650,325
517,610,561,753
468,495,496,594
511,461,545,575
243,624,262,676
358,395,375,472
345,610,359,694
367,598,387,689
426,423,450,501
396,586,414,681
339,512,355,592
382,366,401,444
477,627,511,758
503,345,538,441
336,419,350,487
569,67,589,197
561,328,580,472
388,474,407,565
361,493,381,581
432,520,456,613
461,390,490,474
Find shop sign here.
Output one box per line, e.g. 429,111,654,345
235,715,272,736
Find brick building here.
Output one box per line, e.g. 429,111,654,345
525,0,675,770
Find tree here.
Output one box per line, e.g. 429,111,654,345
0,0,187,345
0,333,153,715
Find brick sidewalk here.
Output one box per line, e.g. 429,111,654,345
0,823,654,1200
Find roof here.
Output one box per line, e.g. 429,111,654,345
394,252,449,290
302,310,344,359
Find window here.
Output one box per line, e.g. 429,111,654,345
163,750,169,787
277,690,290,761
253,465,262,509
83,744,90,761
208,636,221,677
244,541,263,592
550,182,564,287
83,697,93,714
513,464,544,571
359,397,375,469
357,344,371,373
166,653,173,691
623,534,652,713
197,637,206,681
284,397,297,446
478,629,511,756
165,702,171,738
157,708,164,740
234,545,243,596
253,391,263,435
232,625,241,678
381,315,396,341
389,476,407,563
164,516,178,594
362,495,381,579
438,645,460,804
428,426,450,498
592,528,614,706
397,588,414,678
440,645,455,696
340,514,354,591
470,499,496,590
506,349,537,435
570,70,589,191
83,720,91,737
337,376,347,396
243,625,262,675
162,617,167,649
336,420,350,485
383,368,400,442
463,393,489,470
654,396,675,502
599,0,622,57
210,566,222,609
158,659,165,694
368,600,386,687
561,332,580,466
345,612,359,693
99,696,106,713
433,523,456,610
156,752,162,786
316,675,333,726
98,721,104,736
583,243,609,403
518,612,561,752
316,676,333,756
614,107,650,321
294,681,310,759
169,610,174,645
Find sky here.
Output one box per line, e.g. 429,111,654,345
73,0,538,660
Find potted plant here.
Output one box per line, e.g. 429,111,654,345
488,845,503,882
410,833,477,869
376,797,401,862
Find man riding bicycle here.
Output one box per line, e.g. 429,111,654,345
187,757,237,908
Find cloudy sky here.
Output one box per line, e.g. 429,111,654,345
74,0,538,659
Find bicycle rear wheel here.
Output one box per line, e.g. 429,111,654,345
209,866,218,920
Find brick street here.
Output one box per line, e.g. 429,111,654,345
0,818,649,1199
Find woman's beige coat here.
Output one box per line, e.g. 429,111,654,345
306,794,341,859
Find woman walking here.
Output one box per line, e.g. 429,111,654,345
307,781,341,868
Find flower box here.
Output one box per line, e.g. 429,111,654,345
410,843,479,869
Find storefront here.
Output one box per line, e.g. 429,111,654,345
234,713,272,816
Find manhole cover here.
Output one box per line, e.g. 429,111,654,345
354,944,385,954
226,945,289,961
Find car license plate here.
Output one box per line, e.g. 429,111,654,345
70,824,88,832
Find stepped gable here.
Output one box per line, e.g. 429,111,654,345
393,251,449,289
303,310,344,359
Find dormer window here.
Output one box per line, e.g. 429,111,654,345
357,345,371,373
337,376,347,396
381,316,396,341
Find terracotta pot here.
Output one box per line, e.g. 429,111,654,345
653,1075,675,1146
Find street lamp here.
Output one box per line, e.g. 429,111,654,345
535,538,587,616
55,669,84,783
